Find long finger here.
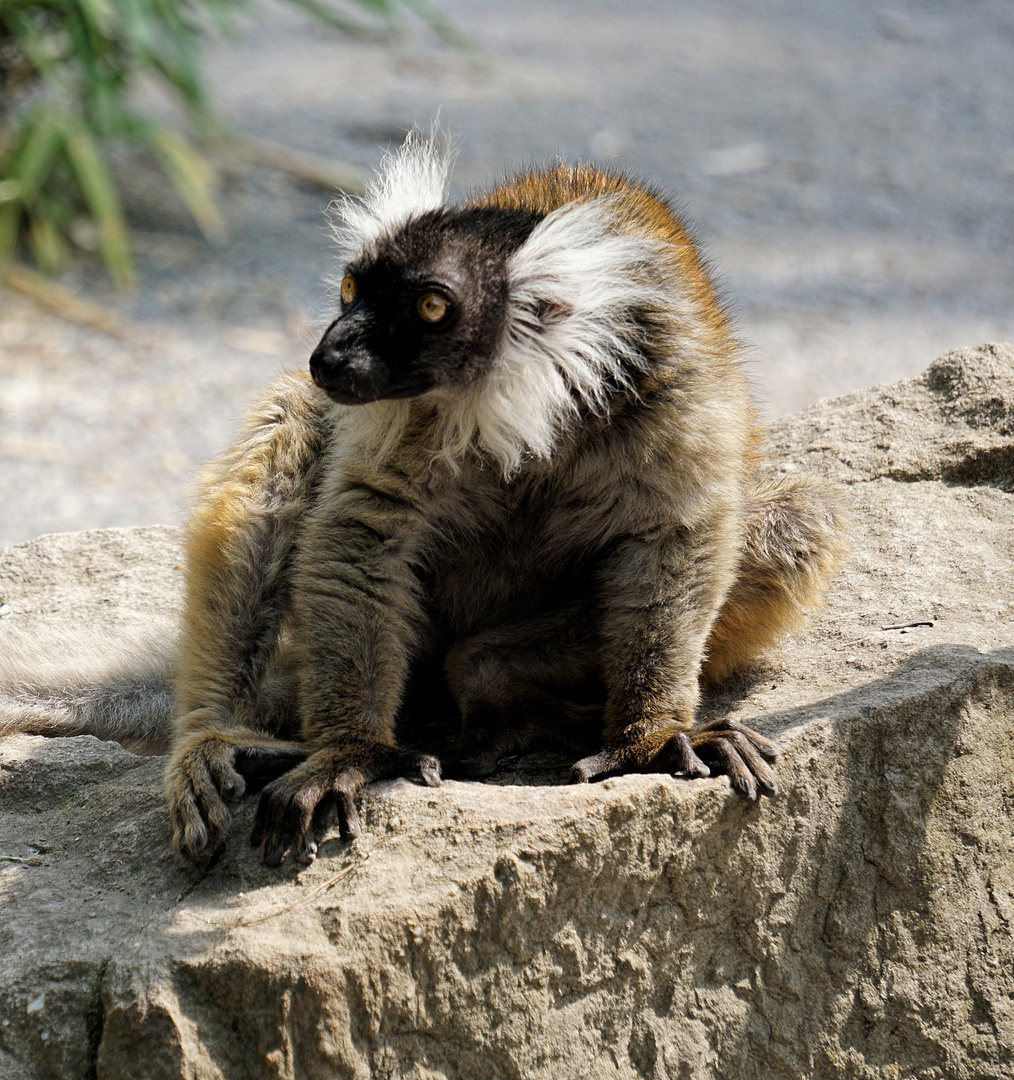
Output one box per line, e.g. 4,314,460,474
729,731,779,796
296,794,339,865
669,732,711,780
250,784,295,866
417,754,442,787
172,767,232,856
696,739,758,800
207,753,247,802
334,775,362,841
726,720,779,763
169,786,210,857
570,749,624,783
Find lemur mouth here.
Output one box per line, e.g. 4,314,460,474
317,381,383,406
309,335,437,405
309,345,386,405
313,372,434,406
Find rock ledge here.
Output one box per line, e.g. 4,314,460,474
1,344,1013,1080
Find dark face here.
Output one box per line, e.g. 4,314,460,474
309,207,540,405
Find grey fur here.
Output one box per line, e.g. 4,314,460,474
0,625,175,753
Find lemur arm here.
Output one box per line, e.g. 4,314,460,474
166,373,331,858
574,517,779,799
248,464,441,866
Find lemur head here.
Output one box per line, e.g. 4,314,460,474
311,133,673,472
310,207,540,405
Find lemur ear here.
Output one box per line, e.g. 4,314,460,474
534,299,573,326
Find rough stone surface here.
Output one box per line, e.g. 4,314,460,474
1,344,1013,1080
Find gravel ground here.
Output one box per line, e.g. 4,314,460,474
1,0,1012,548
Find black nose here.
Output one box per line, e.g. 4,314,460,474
309,340,390,405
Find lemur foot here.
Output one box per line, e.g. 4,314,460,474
571,719,777,800
249,745,441,865
167,733,307,859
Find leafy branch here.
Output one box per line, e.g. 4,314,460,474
0,0,447,286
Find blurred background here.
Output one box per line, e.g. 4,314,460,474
1,0,1012,549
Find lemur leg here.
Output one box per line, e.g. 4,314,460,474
570,518,780,797
248,457,441,866
573,477,844,797
444,604,605,778
167,373,333,858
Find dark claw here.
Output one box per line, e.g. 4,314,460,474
728,731,779,796
572,722,778,800
695,739,758,800
569,762,592,784
418,754,442,787
570,750,623,783
725,720,779,763
262,827,287,867
671,732,711,780
687,719,780,800
296,796,339,864
248,747,444,863
336,786,361,841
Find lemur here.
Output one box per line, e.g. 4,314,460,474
0,135,845,865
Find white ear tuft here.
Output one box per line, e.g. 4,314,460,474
328,129,455,256
449,198,671,474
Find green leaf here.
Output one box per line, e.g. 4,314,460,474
75,0,117,37
6,108,65,203
62,119,134,287
116,0,156,53
1,0,471,286
145,53,207,116
27,206,71,273
0,204,19,260
147,124,225,242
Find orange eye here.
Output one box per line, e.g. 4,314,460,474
340,274,357,306
416,291,450,324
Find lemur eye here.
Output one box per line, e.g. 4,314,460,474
340,274,357,306
416,291,451,324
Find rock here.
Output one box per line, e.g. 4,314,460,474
0,524,183,629
1,344,1012,1080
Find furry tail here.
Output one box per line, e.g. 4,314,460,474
701,475,847,684
0,623,176,754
